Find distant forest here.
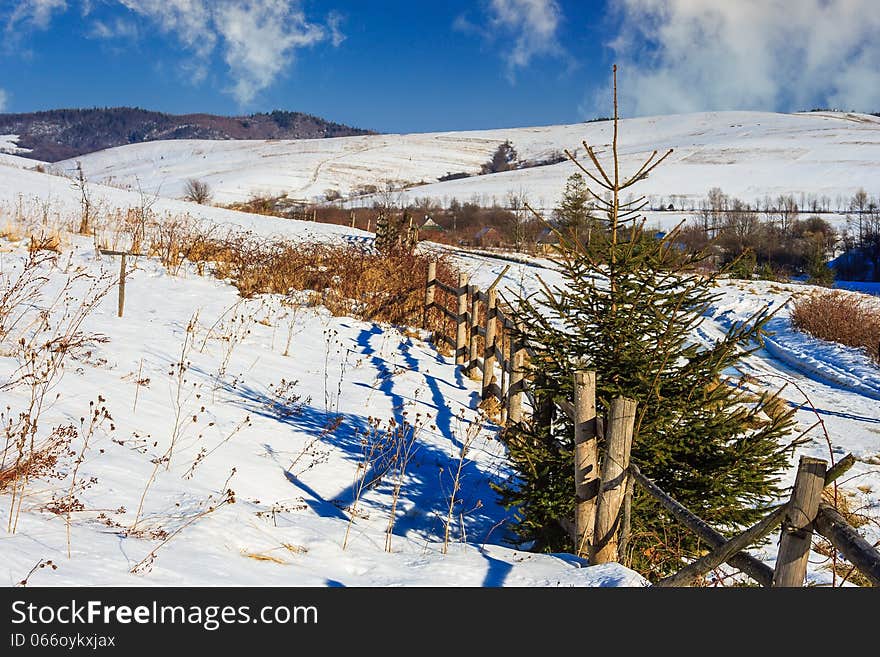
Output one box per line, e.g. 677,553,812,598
0,107,375,161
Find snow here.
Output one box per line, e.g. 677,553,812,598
56,111,880,215
0,134,32,155
1,109,878,587
836,280,880,296
708,286,880,401
0,162,371,245
0,135,43,169
0,236,646,587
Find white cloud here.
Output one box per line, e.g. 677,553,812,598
458,0,565,80
6,1,345,104
0,88,8,111
117,1,217,58
327,11,345,48
117,1,342,103
89,17,138,40
6,0,67,31
604,0,880,117
213,1,326,104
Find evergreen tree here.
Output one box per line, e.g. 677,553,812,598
498,67,796,578
555,172,594,244
805,240,835,286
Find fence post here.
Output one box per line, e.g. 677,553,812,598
573,370,599,558
423,261,436,328
814,503,880,586
499,327,509,425
591,396,637,565
618,473,635,564
772,456,827,587
507,322,526,424
481,288,497,400
117,253,127,318
455,272,469,365
466,289,481,379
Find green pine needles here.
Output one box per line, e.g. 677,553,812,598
497,67,797,578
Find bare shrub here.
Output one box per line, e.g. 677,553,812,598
71,162,92,235
0,425,70,494
0,252,114,533
149,215,221,275
791,289,880,361
183,179,212,205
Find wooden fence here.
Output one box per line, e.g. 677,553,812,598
423,262,880,587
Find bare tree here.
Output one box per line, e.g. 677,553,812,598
507,189,531,252
183,179,212,205
851,188,869,245
71,162,92,235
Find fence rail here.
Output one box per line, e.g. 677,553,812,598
423,260,880,587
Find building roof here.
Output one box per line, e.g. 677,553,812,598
536,227,560,244
474,226,501,239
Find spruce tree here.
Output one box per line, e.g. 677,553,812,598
498,67,796,578
555,172,594,244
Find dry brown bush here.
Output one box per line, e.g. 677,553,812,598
791,289,880,362
0,429,70,493
166,228,460,331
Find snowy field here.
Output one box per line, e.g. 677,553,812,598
0,111,878,587
43,110,880,217
0,235,646,587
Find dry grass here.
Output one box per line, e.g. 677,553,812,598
0,431,69,493
149,225,461,332
791,289,880,362
3,199,463,338
0,246,115,534
815,487,878,587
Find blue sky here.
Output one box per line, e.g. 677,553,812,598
2,1,879,133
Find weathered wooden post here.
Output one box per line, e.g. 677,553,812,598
455,272,469,366
481,288,497,400
350,211,356,228
118,253,127,318
573,370,599,558
100,248,139,318
591,396,637,564
618,473,635,564
466,289,481,379
815,503,880,586
507,322,526,424
499,327,509,425
423,261,436,328
772,456,827,587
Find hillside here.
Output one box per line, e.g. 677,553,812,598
0,107,374,162
0,119,877,587
58,111,880,211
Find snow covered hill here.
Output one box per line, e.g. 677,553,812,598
0,134,43,169
0,159,368,245
1,111,878,588
59,111,880,211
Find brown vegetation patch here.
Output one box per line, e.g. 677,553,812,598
790,289,880,362
148,223,460,332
